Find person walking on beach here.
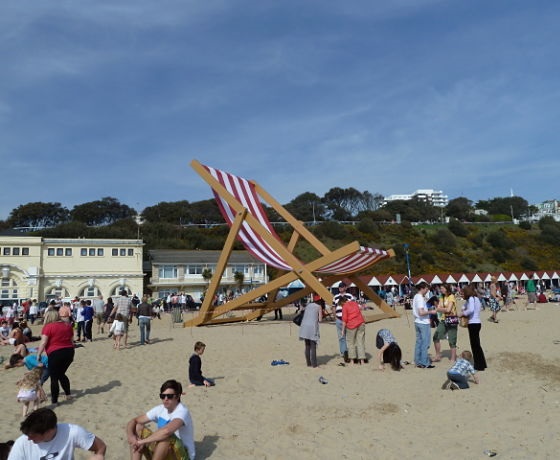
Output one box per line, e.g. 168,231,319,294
299,295,322,368
525,278,537,310
126,379,195,460
488,276,502,323
137,295,153,345
110,290,132,347
36,309,75,405
331,281,354,363
83,300,95,342
412,282,435,369
459,284,487,371
93,295,105,335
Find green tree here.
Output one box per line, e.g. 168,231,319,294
71,197,136,226
448,219,469,237
285,193,325,222
233,271,245,292
8,202,69,228
445,197,473,221
142,201,191,224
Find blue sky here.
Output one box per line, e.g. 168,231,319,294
1,0,559,220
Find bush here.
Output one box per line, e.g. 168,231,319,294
486,230,514,249
448,219,469,237
518,221,532,230
431,229,457,249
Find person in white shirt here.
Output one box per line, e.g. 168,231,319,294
126,379,195,460
8,407,106,459
412,282,435,369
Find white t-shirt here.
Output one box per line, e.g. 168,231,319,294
412,292,430,325
8,423,95,460
146,402,195,460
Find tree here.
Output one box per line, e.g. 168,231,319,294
8,202,69,228
475,196,529,219
446,197,473,221
71,197,136,226
285,193,325,222
142,201,191,224
323,187,364,220
233,271,245,292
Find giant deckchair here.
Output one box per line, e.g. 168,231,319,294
184,160,399,326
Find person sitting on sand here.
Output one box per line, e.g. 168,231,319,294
444,350,479,390
126,379,195,460
188,341,215,387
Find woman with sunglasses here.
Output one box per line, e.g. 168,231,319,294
126,379,195,460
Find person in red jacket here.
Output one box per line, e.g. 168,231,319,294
341,298,366,365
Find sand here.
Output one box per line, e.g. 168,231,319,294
2,298,560,459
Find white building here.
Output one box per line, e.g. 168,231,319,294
0,234,144,305
384,189,449,207
148,250,267,302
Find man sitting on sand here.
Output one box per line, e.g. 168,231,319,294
126,379,195,460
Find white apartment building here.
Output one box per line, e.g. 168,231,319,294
148,250,267,302
0,234,144,305
384,189,449,207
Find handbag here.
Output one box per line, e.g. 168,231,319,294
459,316,469,328
444,315,459,326
292,311,304,326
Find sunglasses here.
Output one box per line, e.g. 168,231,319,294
159,393,177,400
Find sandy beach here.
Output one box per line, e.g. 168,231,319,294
2,298,560,459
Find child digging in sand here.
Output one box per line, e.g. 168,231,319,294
16,367,46,417
444,350,480,390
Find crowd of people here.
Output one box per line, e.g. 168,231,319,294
0,278,553,458
2,296,205,459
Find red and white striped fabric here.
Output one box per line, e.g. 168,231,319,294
203,164,390,275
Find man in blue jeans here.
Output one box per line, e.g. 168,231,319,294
332,281,354,363
136,295,153,345
412,281,435,368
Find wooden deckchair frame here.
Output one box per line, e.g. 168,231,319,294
184,160,399,326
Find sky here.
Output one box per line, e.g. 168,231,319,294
1,0,559,220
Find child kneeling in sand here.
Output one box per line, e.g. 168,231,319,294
445,350,480,390
188,341,215,387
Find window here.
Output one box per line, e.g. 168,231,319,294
253,265,264,274
65,248,72,256
3,248,10,256
89,248,96,256
81,248,87,256
47,248,55,256
186,265,203,275
56,248,64,256
22,248,29,256
12,248,20,256
120,249,126,256
159,266,178,279
112,249,118,256
97,248,104,256
128,249,134,256
231,265,248,274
